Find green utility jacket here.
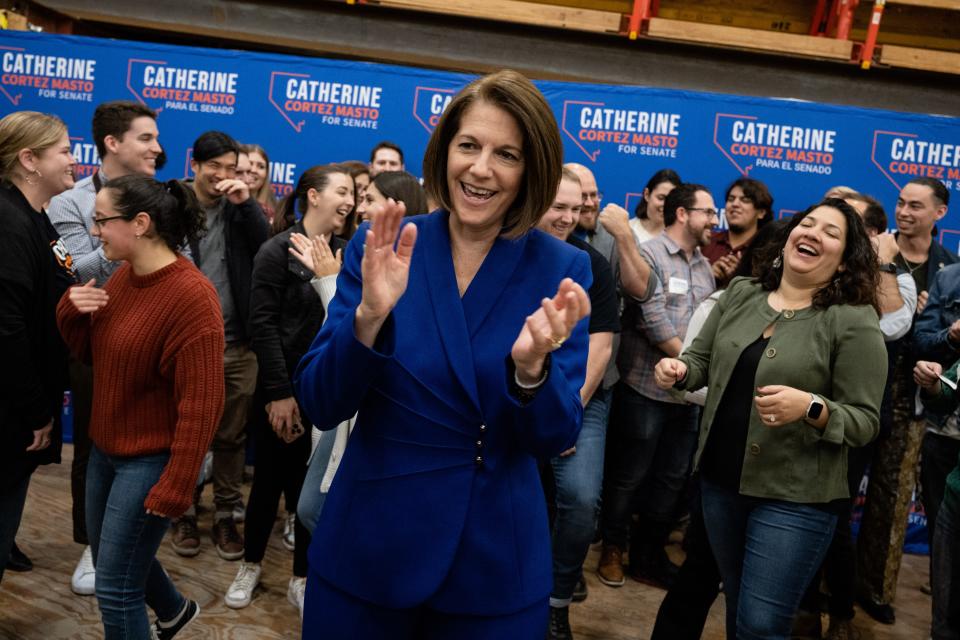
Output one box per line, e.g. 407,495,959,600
676,277,887,503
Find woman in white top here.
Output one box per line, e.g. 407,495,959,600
289,233,353,535
629,168,681,244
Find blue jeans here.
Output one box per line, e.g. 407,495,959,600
932,497,960,640
701,480,837,640
549,387,610,605
297,428,338,535
600,384,699,547
86,446,185,640
0,474,31,585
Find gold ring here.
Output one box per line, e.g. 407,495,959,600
549,335,566,350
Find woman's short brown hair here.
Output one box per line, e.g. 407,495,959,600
422,70,562,239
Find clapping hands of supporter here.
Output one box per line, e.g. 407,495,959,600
67,279,109,313
511,278,591,384
289,233,343,278
712,253,740,282
654,358,687,389
914,360,944,391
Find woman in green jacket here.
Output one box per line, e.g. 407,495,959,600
655,198,887,640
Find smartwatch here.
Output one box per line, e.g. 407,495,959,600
878,262,898,274
806,394,825,421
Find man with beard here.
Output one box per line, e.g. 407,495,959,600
704,177,773,288
598,183,717,589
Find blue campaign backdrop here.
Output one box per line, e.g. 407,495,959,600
2,29,960,245
3,29,949,554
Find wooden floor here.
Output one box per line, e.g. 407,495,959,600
0,445,933,639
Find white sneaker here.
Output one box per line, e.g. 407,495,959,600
282,512,295,552
224,562,262,609
71,546,96,595
287,576,306,620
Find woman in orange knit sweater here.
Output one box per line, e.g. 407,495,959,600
57,175,225,640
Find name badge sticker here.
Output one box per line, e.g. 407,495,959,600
668,277,689,295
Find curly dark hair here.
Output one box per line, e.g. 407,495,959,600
758,198,880,314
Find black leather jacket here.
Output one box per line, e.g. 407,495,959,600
249,222,346,401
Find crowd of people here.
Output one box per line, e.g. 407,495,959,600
0,68,958,640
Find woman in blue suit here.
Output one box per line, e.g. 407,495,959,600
294,70,592,638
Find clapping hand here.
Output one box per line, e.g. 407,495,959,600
68,279,108,313
289,233,343,278
354,199,417,347
511,278,591,384
712,253,741,282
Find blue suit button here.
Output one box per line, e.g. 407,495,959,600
476,440,483,449
479,424,487,433
475,455,484,466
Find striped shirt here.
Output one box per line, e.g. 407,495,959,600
617,232,715,403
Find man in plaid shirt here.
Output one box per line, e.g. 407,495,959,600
598,183,717,589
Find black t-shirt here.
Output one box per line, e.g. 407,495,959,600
701,335,768,491
567,235,620,335
701,332,848,514
895,253,928,296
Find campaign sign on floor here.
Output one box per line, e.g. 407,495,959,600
2,29,959,244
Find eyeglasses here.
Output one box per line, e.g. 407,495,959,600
92,215,129,228
687,207,719,218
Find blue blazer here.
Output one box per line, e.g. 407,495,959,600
294,210,591,616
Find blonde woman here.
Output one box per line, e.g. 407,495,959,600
0,111,77,582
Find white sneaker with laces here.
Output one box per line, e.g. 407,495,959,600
71,546,96,595
282,512,295,552
287,576,306,620
224,562,262,609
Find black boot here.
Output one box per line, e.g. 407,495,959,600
7,542,33,571
6,542,32,572
629,541,679,589
546,605,573,640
